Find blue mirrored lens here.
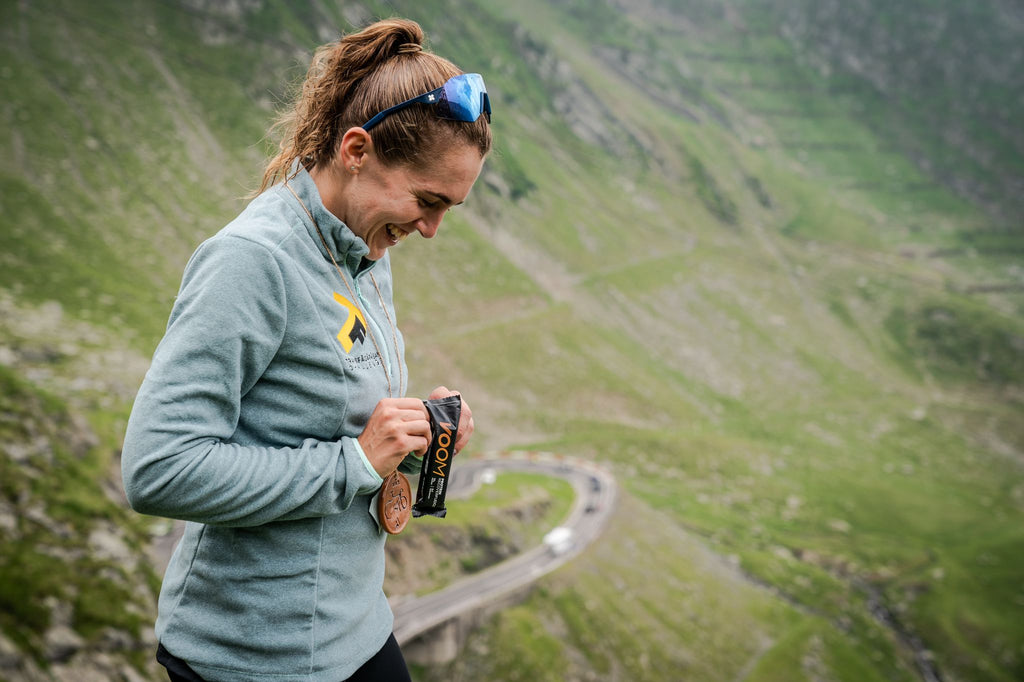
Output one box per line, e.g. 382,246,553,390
438,73,486,121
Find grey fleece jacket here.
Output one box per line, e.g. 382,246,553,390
122,166,419,681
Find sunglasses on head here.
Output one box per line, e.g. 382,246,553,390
361,73,492,131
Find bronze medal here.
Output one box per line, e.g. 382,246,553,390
378,471,412,534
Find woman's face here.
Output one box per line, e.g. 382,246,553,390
344,142,485,261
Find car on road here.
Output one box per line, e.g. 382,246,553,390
543,526,573,555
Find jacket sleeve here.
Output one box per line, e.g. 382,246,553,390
121,234,383,527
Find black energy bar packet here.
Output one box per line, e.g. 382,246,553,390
412,395,462,518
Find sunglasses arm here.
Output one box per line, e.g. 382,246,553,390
361,87,444,131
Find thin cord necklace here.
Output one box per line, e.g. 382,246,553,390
285,181,404,398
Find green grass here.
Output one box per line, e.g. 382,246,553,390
3,0,1023,679
440,470,575,536
885,296,1024,385
515,363,1024,680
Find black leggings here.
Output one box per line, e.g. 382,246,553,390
344,633,411,682
158,634,411,682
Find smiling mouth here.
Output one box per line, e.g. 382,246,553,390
386,224,409,244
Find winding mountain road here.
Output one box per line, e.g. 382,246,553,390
390,452,617,645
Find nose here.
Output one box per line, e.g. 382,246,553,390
417,209,445,239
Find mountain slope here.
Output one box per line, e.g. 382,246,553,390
2,0,1022,680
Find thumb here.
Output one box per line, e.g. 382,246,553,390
428,385,455,400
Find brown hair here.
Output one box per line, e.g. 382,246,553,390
257,18,492,194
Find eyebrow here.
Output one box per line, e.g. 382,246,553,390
421,190,462,207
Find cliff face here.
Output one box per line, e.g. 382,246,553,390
0,296,161,681
769,0,1024,220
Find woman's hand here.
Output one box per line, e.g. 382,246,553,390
428,386,474,454
358,398,430,478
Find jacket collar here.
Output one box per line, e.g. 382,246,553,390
283,164,374,277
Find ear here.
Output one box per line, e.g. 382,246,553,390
337,127,374,173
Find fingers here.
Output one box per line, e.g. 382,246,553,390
359,398,430,477
361,390,475,477
388,397,430,417
428,385,454,400
427,387,474,453
455,399,473,453
425,382,468,450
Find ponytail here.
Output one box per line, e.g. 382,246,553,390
256,18,490,195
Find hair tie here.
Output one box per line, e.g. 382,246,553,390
397,42,422,54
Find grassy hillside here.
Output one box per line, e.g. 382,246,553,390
2,0,1022,680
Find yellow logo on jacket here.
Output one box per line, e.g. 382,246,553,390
332,292,367,353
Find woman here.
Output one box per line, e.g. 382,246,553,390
121,18,491,682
